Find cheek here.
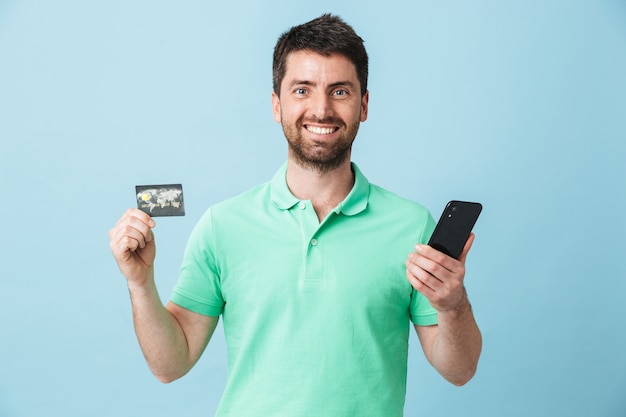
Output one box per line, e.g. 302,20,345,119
277,103,303,125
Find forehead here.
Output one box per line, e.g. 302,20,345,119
282,50,359,86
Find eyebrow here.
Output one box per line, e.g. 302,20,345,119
288,80,358,91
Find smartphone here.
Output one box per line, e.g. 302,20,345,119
428,200,482,259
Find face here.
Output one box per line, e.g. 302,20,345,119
272,50,369,173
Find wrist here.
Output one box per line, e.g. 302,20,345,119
126,272,156,294
438,288,472,318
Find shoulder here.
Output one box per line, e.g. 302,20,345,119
213,181,272,211
351,163,432,220
207,179,272,214
190,181,273,233
367,183,431,218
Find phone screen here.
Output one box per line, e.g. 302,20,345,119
428,200,482,259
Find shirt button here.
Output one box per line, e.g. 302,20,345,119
299,202,306,210
311,239,318,246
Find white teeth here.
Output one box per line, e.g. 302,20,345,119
307,126,335,135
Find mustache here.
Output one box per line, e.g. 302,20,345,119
301,116,345,126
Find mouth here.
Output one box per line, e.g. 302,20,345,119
304,125,339,135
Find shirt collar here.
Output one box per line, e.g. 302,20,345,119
270,162,370,216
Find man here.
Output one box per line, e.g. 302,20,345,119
109,14,481,416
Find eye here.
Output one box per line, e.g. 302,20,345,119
333,89,349,97
295,88,307,95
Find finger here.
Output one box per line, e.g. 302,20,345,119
412,245,456,276
457,233,475,264
109,221,154,257
118,225,150,251
111,208,156,233
408,245,468,293
131,208,156,228
405,257,444,291
405,264,433,293
405,263,443,307
110,210,155,241
113,235,141,256
109,227,145,256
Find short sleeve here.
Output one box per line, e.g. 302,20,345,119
410,211,438,326
169,208,224,317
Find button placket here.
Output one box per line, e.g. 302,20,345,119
296,200,324,284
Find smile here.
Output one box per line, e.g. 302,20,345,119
305,125,338,135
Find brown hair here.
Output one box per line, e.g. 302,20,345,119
272,14,368,97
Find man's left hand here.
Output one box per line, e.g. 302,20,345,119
405,233,475,312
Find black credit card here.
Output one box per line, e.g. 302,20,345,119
135,184,185,217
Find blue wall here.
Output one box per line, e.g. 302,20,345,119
1,1,625,416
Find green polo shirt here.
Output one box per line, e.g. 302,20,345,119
171,162,438,417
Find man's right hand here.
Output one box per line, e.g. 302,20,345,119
108,208,157,287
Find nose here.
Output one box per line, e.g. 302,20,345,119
310,93,334,121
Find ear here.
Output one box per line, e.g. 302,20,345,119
360,90,369,122
272,91,282,123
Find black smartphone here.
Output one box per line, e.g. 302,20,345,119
428,200,482,259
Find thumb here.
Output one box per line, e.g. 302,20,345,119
457,233,475,264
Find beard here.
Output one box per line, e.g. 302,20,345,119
282,116,361,174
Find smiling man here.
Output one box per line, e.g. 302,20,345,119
272,49,369,221
273,50,367,174
109,14,481,417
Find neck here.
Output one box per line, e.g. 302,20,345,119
286,157,355,222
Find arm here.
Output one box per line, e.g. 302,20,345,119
405,233,482,386
109,208,218,383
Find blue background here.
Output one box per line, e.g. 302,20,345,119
1,1,625,416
